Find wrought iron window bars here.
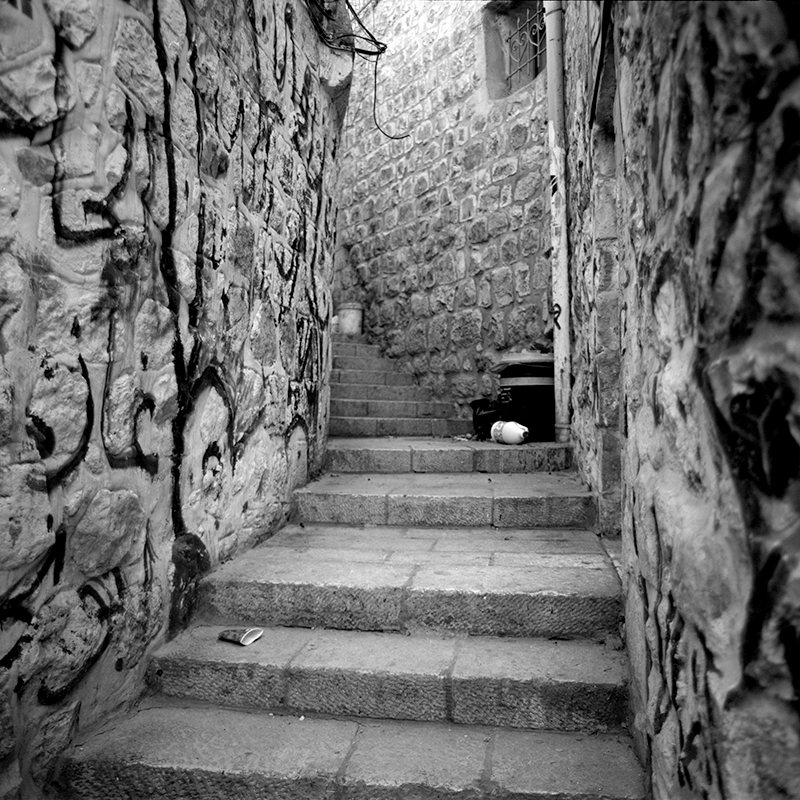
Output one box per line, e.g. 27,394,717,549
506,1,546,91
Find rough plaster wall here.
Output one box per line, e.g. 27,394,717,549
567,1,800,797
0,0,351,795
337,0,552,415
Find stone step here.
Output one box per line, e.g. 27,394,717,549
330,368,416,386
329,416,473,437
149,625,627,731
332,332,369,344
292,472,595,528
325,436,572,473
331,382,435,401
333,354,393,371
198,526,620,639
330,398,453,419
57,706,645,800
332,341,382,358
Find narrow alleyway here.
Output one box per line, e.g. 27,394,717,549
1,1,798,799
57,335,644,799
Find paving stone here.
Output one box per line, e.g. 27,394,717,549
58,709,645,800
324,438,574,474
58,707,356,800
343,719,488,798
491,728,645,799
451,637,626,731
149,626,625,731
406,565,621,639
295,473,593,528
287,629,454,720
149,625,313,708
199,551,412,630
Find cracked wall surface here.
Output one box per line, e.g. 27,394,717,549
336,0,552,416
565,2,800,797
0,0,351,795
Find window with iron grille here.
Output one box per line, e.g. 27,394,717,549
484,1,546,98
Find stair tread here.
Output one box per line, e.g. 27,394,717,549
296,471,590,497
157,624,626,686
328,436,568,452
325,436,570,473
151,625,627,730
203,547,620,595
61,706,645,800
247,522,610,558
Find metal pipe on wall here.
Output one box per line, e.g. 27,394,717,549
543,0,571,442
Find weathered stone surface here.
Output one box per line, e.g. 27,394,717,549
69,489,146,577
0,54,61,128
1,2,350,790
565,2,800,797
43,0,99,49
112,18,163,119
28,363,90,464
0,673,15,760
0,463,52,571
336,2,552,414
0,160,20,248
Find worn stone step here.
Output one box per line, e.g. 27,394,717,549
253,523,611,559
331,398,453,419
293,472,595,528
333,354,394,371
198,534,621,639
331,382,435,401
332,332,369,344
149,625,627,732
329,416,473,437
332,341,382,358
330,368,415,386
325,436,572,473
57,706,645,800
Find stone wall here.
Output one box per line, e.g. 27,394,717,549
564,1,800,797
0,0,351,795
337,0,552,414
563,1,621,535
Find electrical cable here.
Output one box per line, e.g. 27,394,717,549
305,0,411,140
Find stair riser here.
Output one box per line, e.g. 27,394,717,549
330,369,415,386
294,492,595,528
58,764,327,800
198,582,620,640
331,384,434,401
329,417,473,437
334,355,391,371
149,658,626,732
332,343,382,358
324,446,572,474
331,400,452,419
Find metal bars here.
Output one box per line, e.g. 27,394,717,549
506,1,546,91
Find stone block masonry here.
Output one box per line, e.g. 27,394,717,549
337,0,552,416
0,0,352,794
564,2,800,798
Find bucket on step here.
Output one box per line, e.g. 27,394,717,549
336,302,363,335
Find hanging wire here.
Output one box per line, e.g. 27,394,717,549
306,0,411,140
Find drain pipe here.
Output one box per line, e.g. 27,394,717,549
544,0,570,443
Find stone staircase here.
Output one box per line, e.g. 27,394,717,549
55,430,645,799
330,334,473,437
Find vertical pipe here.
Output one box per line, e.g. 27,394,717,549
544,0,570,442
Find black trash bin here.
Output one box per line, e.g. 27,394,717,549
492,353,555,442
